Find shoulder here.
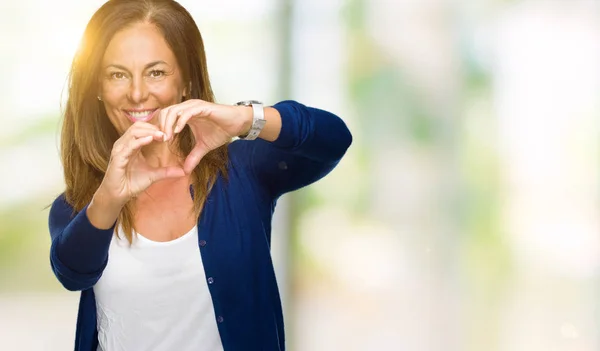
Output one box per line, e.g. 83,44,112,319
49,193,77,226
50,193,69,212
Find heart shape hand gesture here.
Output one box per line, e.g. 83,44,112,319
98,100,252,206
158,99,252,174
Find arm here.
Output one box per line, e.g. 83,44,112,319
48,195,116,291
231,100,352,199
49,122,184,291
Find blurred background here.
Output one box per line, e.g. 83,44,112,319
1,0,599,350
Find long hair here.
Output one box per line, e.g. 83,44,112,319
62,0,228,243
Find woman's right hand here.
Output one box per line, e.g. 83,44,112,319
97,122,186,207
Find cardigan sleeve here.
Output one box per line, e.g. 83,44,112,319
48,194,115,291
229,100,352,199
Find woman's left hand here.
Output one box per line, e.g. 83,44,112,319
158,99,252,174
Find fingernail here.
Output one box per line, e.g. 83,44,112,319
163,134,167,142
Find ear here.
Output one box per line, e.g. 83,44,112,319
96,80,103,99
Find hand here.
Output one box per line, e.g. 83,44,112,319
98,122,186,206
158,99,252,174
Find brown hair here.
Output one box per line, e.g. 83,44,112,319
61,0,228,243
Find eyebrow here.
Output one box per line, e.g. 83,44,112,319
104,60,168,71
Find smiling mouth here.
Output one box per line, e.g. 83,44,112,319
124,109,159,122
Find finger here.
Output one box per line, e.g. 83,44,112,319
114,128,163,154
167,100,210,137
149,166,186,183
129,121,160,131
172,111,193,134
164,106,185,141
159,100,199,140
128,127,164,141
112,135,154,167
158,107,171,139
173,104,211,134
120,122,162,140
126,135,154,157
183,144,209,174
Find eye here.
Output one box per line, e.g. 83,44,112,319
109,72,126,80
149,70,165,78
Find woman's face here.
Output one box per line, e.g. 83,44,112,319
100,22,187,134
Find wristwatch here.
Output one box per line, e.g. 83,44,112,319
235,100,266,140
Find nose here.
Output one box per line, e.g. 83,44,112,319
127,76,148,104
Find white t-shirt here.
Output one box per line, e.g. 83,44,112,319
93,225,224,351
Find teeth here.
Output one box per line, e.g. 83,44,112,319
129,110,153,119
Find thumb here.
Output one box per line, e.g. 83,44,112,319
183,145,209,174
149,166,186,183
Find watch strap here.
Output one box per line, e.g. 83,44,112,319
236,100,265,140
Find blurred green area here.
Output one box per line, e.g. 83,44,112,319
0,0,508,320
0,114,62,292
2,1,573,350
0,116,60,149
0,199,57,291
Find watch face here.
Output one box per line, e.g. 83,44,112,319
235,100,262,106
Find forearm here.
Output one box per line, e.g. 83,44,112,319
258,107,282,142
238,100,351,160
54,211,114,273
231,100,352,198
87,188,124,230
237,105,282,142
49,194,117,281
269,100,352,162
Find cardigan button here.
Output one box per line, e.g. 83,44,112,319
207,277,214,284
199,240,207,247
217,316,224,323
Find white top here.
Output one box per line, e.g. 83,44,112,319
93,226,224,351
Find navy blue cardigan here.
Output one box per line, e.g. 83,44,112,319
48,100,352,351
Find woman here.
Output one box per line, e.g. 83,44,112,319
48,0,351,350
